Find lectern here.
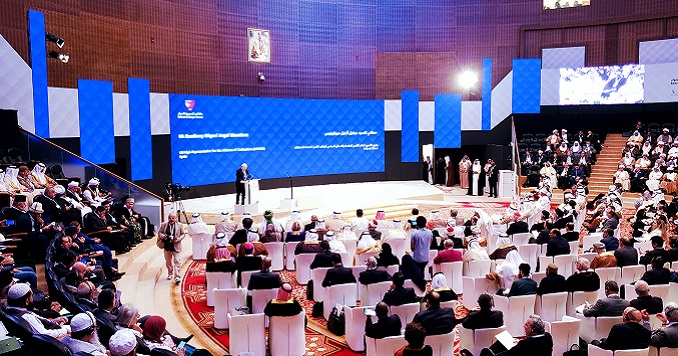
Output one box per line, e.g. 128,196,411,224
234,179,259,215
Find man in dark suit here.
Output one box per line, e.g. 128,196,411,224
365,302,402,339
480,315,553,356
561,222,580,242
583,280,630,317
247,257,283,290
546,229,570,256
93,288,117,323
614,237,639,267
382,272,418,306
359,257,392,285
641,256,678,285
566,257,601,292
592,307,651,350
235,163,250,205
651,303,678,348
412,291,462,335
537,263,567,295
552,208,573,230
630,280,663,314
229,217,252,246
506,214,529,236
640,236,668,265
310,241,336,269
600,228,619,252
321,254,356,287
504,263,537,297
462,293,504,330
235,243,262,286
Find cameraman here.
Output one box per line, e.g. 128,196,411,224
157,213,186,285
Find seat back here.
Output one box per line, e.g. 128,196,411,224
403,279,426,297
463,276,498,307
263,242,285,271
554,254,576,277
311,267,331,302
650,347,678,356
213,288,246,329
324,283,358,319
535,292,568,322
494,295,536,337
251,288,278,314
460,326,507,356
464,260,491,277
532,271,546,285
569,241,580,254
620,265,645,285
614,348,650,356
2,313,33,340
549,316,581,356
28,334,72,355
385,265,399,275
511,232,532,246
588,343,614,356
365,335,408,356
434,261,463,293
95,316,117,348
343,306,368,352
284,243,298,270
361,281,392,306
595,316,624,342
295,254,316,284
567,290,599,316
583,234,602,251
538,256,554,273
389,302,421,325
269,312,305,356
206,271,235,307
191,233,212,260
240,270,256,288
595,267,622,299
517,244,538,270
427,331,455,356
227,313,266,356
388,238,408,259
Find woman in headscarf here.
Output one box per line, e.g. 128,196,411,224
355,231,380,257
285,221,306,242
459,156,471,189
214,211,237,235
377,242,400,267
428,272,458,302
488,236,517,260
491,250,523,291
445,156,454,187
141,316,178,353
463,241,490,262
237,228,268,256
30,163,57,189
263,283,303,317
400,254,426,291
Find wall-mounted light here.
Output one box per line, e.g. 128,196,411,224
458,70,479,89
257,72,265,82
45,33,65,48
47,50,69,63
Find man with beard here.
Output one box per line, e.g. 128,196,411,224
4,283,69,338
60,311,108,355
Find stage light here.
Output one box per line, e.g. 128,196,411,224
45,33,65,48
47,50,69,63
257,72,265,82
458,70,479,89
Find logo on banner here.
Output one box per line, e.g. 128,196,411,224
178,99,203,119
184,100,196,111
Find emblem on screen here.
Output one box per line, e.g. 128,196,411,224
184,100,196,111
178,99,203,119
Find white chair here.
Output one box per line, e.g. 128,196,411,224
512,232,532,246
294,254,316,284
595,267,622,299
213,288,246,329
464,260,492,277
548,316,581,356
356,252,379,266
649,346,678,356
588,343,614,356
440,300,457,309
349,265,367,283
343,305,369,352
338,251,350,266
311,267,331,302
427,331,455,356
433,261,463,293
569,240,580,254
264,242,284,271
240,270,256,288
403,279,426,297
284,242,297,270
269,312,305,356
567,290,599,316
579,252,599,264
459,326,507,356
493,294,536,336
584,234,602,251
190,233,212,260
532,271,546,285
614,349,650,356
554,254,577,277
324,283,357,320
365,335,407,356
342,239,357,266
425,250,438,280
538,256,554,272
620,265,646,285
669,283,678,306
388,238,408,259
535,292,568,322
251,288,278,314
576,315,623,343
228,313,266,355
385,265,399,275
205,271,235,307
651,284,671,307
517,244,539,271
360,281,392,306
390,302,420,325
463,276,499,308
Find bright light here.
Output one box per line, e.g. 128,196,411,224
458,70,479,89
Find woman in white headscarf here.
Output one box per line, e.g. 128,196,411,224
429,272,458,301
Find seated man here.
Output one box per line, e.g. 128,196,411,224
382,272,418,306
642,256,678,285
60,311,108,355
462,293,504,330
229,217,254,246
561,222,580,242
4,283,68,338
502,263,537,297
614,236,639,267
537,263,567,295
433,239,462,264
651,302,678,348
640,235,668,265
359,257,392,285
545,229,570,256
247,257,282,291
478,314,553,356
505,213,529,236
93,288,117,323
600,228,619,252
630,280,663,315
583,280,630,317
412,291,462,335
591,307,651,351
310,240,337,269
365,301,402,339
489,236,517,260
590,242,617,269
76,281,99,311
321,253,356,287
566,257,601,292
235,243,262,286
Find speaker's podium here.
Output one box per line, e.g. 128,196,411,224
234,179,259,215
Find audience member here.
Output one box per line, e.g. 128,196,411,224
630,280,664,314
651,302,678,348
365,301,402,339
462,293,504,330
583,281,630,317
394,322,433,356
546,229,570,256
359,257,392,285
382,272,418,306
263,283,303,317
591,307,651,350
60,311,107,355
537,263,567,295
614,237,639,267
428,272,457,301
412,291,462,335
566,257,601,292
590,242,617,269
321,253,356,287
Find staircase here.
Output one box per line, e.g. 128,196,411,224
588,133,625,195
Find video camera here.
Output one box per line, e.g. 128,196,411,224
170,183,191,195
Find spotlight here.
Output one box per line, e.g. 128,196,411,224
47,51,69,63
257,72,265,82
45,33,65,48
458,70,479,89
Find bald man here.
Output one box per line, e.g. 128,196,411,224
365,302,402,339
247,257,283,291
593,307,650,350
158,213,186,284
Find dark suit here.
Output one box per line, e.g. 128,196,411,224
583,295,630,317
566,271,601,292
365,314,402,339
462,309,503,330
631,295,664,314
359,269,392,285
640,248,668,265
562,231,580,242
310,251,337,269
495,333,553,356
601,236,619,252
546,236,571,256
247,270,282,290
506,221,529,236
553,216,573,230
614,246,639,267
651,323,678,348
599,322,651,350
382,286,418,306
229,229,248,246
235,168,249,205
321,265,356,287
641,268,675,285
412,306,461,335
508,277,538,297
537,274,567,295
235,255,262,285
93,308,117,323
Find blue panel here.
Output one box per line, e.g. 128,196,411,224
28,10,49,138
78,80,115,164
169,96,385,187
512,59,542,114
482,58,493,130
128,78,152,181
434,94,462,148
401,90,419,162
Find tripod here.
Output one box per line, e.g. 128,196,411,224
171,195,189,224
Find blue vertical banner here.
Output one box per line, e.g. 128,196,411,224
482,58,493,130
401,90,419,162
434,94,462,148
28,10,50,138
128,78,153,181
78,79,115,164
512,59,542,114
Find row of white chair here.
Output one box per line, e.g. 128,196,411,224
227,312,305,356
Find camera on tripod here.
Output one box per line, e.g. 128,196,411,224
170,183,191,196
164,182,191,202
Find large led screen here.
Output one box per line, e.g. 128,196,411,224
170,95,385,187
559,64,645,105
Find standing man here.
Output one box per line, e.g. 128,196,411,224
157,213,186,285
235,163,250,205
410,216,433,273
487,159,498,198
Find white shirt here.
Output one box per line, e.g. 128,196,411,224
349,217,368,231
7,307,68,338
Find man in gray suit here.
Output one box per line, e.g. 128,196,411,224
651,302,678,348
583,280,630,317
